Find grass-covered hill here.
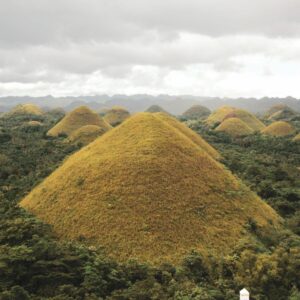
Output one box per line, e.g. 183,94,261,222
5,103,44,117
215,117,253,137
145,105,168,113
262,121,296,137
182,105,211,120
68,124,111,145
205,105,236,126
47,106,109,137
20,113,280,265
103,106,130,126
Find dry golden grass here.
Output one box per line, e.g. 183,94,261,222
103,106,130,126
206,106,265,131
47,106,109,137
20,112,280,265
8,103,44,116
265,104,297,121
223,109,265,131
182,105,211,120
68,124,111,145
261,121,296,137
293,133,300,142
205,106,236,126
146,105,168,113
215,118,253,137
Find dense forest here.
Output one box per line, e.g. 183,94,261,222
0,112,299,299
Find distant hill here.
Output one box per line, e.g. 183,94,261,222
5,103,44,117
182,105,211,120
0,95,299,115
145,105,168,113
265,104,298,121
103,106,130,126
20,112,280,264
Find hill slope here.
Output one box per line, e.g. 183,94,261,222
265,104,297,120
21,113,280,264
68,124,111,145
146,105,168,113
261,121,295,137
47,106,108,137
293,133,300,142
205,106,236,126
182,105,211,120
215,118,254,137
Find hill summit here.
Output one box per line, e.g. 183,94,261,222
215,118,253,137
20,113,280,264
262,121,296,137
47,106,110,137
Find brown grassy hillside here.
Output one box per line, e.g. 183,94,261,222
215,118,253,137
182,105,211,120
265,104,297,121
293,133,300,142
261,121,295,137
103,106,130,126
21,112,280,265
47,106,108,137
68,124,111,145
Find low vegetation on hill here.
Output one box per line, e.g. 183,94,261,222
265,104,297,121
182,105,211,120
103,106,130,126
47,106,109,137
262,121,296,137
215,117,253,137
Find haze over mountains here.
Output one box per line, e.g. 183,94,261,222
1,95,300,115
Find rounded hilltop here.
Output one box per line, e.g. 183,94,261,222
215,117,253,137
68,124,110,146
47,106,111,137
103,106,130,126
7,103,44,116
20,112,280,265
261,121,296,137
145,105,168,114
205,105,236,126
182,105,211,120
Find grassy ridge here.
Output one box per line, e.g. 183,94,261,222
215,117,253,137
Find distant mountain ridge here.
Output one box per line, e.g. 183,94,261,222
0,94,300,114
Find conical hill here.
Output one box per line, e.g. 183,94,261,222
47,106,110,137
205,105,236,126
20,112,280,264
215,118,253,137
261,121,295,137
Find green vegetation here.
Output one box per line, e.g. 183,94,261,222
0,109,299,299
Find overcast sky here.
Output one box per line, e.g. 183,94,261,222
0,0,300,97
